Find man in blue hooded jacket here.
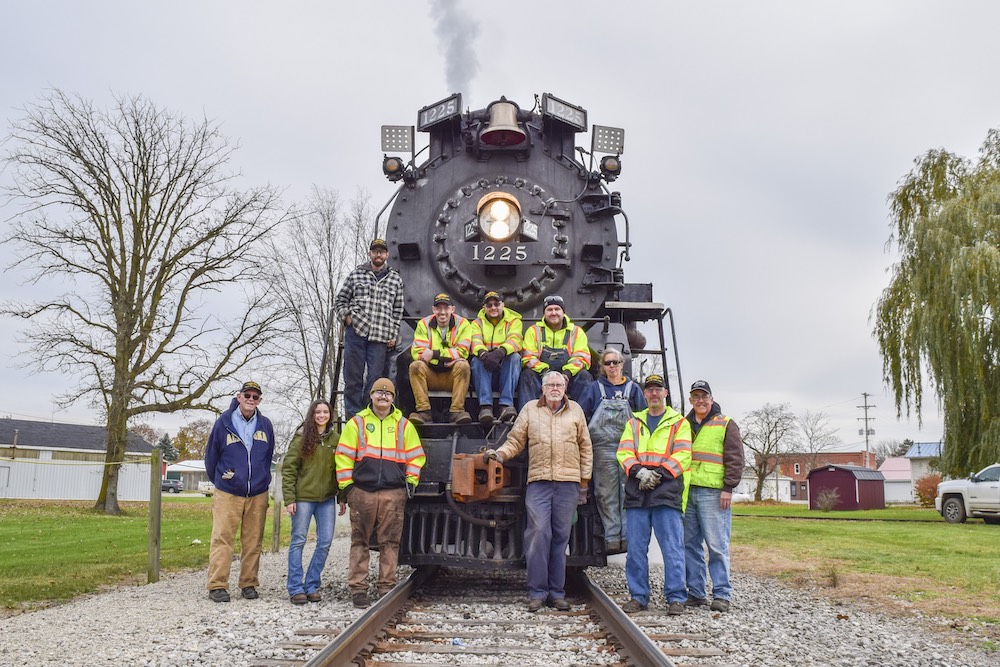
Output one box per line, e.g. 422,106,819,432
204,381,275,602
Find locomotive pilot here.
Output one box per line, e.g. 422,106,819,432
407,292,474,424
470,290,523,424
517,294,592,409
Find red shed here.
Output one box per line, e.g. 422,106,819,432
807,464,885,510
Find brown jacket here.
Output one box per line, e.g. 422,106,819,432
497,397,593,485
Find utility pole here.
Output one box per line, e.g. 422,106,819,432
857,393,876,468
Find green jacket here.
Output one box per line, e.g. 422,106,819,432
281,426,340,502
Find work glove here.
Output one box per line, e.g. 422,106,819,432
635,467,662,491
483,449,503,465
561,370,574,385
577,485,589,505
481,348,504,373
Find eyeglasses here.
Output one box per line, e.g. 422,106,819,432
690,394,712,402
372,390,394,398
602,359,623,366
542,383,566,388
484,301,501,307
243,393,262,401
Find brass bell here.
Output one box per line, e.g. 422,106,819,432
480,100,526,147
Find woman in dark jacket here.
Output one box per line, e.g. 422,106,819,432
281,399,341,604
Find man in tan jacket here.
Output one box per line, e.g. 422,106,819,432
485,370,593,612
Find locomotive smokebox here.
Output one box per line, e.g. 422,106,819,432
382,94,626,325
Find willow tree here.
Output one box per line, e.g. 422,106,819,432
2,91,287,514
875,130,1000,475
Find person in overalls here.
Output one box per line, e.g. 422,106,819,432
579,348,646,553
517,295,592,409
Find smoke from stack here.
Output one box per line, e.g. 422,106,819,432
429,0,480,98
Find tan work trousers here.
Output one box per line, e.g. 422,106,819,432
347,487,407,595
409,358,470,413
206,489,269,590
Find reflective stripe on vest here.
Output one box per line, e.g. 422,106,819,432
689,415,729,488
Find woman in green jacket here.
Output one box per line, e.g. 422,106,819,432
282,399,340,604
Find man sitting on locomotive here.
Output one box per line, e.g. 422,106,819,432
407,292,474,424
470,290,523,425
517,294,592,409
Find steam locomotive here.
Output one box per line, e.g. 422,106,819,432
359,93,680,569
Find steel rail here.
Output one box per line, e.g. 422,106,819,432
573,569,677,667
302,566,437,667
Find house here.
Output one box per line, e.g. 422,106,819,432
766,452,877,502
878,456,913,503
807,464,886,510
166,459,209,491
0,417,153,501
734,471,794,502
904,441,943,484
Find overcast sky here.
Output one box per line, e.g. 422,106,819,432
3,1,996,450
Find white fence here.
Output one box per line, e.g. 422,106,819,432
0,454,151,501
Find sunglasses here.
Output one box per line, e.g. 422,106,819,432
242,392,262,401
602,359,623,366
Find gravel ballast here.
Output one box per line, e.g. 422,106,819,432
0,534,994,667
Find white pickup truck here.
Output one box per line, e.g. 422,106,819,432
198,481,215,497
935,463,1000,524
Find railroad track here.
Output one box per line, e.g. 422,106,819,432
252,566,731,667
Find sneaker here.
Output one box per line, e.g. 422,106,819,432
352,593,371,608
498,405,518,422
449,410,473,424
710,598,731,613
526,598,545,612
668,601,685,615
208,589,230,603
306,592,322,603
478,406,495,424
241,587,259,600
290,593,308,605
551,597,571,611
621,599,647,613
684,595,709,607
408,410,432,424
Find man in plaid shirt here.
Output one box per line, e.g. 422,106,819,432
335,239,404,418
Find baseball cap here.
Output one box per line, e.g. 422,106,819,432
643,374,665,389
690,380,712,395
240,381,263,395
370,377,395,396
369,238,388,251
433,292,452,305
483,290,502,304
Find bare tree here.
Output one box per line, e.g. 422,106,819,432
797,409,843,472
260,186,372,436
1,91,288,514
872,438,912,467
742,402,799,501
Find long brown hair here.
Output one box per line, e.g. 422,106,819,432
301,399,332,458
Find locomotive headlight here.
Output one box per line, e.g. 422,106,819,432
476,192,521,242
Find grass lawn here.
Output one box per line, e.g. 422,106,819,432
0,496,290,612
731,503,1000,637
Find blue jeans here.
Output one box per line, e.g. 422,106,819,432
470,352,521,407
286,499,336,596
625,505,686,605
343,325,388,418
683,485,733,601
524,481,578,601
517,368,592,409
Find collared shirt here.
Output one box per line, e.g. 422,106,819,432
334,262,404,342
231,409,258,454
